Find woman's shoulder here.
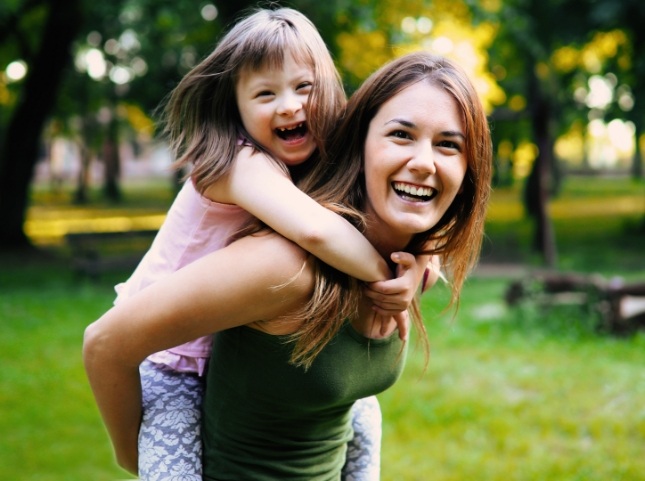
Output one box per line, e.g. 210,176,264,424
229,232,315,296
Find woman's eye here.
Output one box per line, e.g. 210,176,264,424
438,140,462,151
390,130,411,140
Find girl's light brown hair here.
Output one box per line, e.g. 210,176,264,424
160,7,345,192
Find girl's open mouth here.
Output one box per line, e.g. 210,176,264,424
276,122,307,141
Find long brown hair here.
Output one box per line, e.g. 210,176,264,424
159,7,345,193
288,52,492,368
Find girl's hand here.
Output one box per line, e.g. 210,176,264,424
373,310,410,340
364,252,429,338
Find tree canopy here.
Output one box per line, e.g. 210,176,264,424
0,0,642,259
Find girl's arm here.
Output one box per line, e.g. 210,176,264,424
365,253,444,339
205,147,391,282
365,254,432,309
364,252,431,339
83,234,313,473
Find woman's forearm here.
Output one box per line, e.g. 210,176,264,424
83,321,141,474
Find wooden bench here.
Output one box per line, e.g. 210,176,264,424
65,229,158,280
505,271,645,334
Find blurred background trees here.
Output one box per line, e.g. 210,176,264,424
0,0,643,263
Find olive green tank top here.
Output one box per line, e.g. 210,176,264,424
202,320,407,481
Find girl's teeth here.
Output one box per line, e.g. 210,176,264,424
279,123,302,132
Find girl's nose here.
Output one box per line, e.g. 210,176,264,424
408,140,437,175
277,92,302,116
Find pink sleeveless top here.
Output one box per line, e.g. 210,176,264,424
114,179,253,375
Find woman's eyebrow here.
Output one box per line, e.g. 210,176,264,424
385,118,415,128
443,130,466,141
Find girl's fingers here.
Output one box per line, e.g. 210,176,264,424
391,251,416,277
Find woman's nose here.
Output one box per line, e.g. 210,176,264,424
408,140,437,175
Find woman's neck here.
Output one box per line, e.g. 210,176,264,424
364,225,412,263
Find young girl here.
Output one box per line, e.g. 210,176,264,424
112,8,429,481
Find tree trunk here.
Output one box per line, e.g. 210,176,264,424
102,109,122,202
0,0,82,251
630,111,642,180
524,68,557,267
74,135,92,205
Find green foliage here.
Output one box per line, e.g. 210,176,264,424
484,176,645,273
0,2,50,115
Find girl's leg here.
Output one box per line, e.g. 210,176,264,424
342,395,382,481
138,360,204,481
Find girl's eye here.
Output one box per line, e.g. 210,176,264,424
297,82,313,92
256,90,273,97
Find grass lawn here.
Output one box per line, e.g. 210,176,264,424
1,176,644,480
381,280,645,481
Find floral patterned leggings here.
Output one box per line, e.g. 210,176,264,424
138,360,382,481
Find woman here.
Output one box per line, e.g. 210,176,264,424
83,51,492,480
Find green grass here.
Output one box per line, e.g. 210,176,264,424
380,280,645,481
1,176,644,480
0,257,128,481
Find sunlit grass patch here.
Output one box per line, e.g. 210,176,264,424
380,279,645,481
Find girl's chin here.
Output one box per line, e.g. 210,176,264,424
280,150,315,167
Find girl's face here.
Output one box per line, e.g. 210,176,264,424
235,53,316,166
362,80,468,251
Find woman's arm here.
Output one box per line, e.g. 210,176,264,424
205,147,391,282
83,234,313,473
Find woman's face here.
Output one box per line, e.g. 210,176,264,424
362,80,468,251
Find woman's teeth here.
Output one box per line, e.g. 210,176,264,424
392,182,435,201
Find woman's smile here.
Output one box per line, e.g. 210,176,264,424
391,181,437,202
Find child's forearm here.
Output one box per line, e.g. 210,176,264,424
296,214,391,282
220,149,392,282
